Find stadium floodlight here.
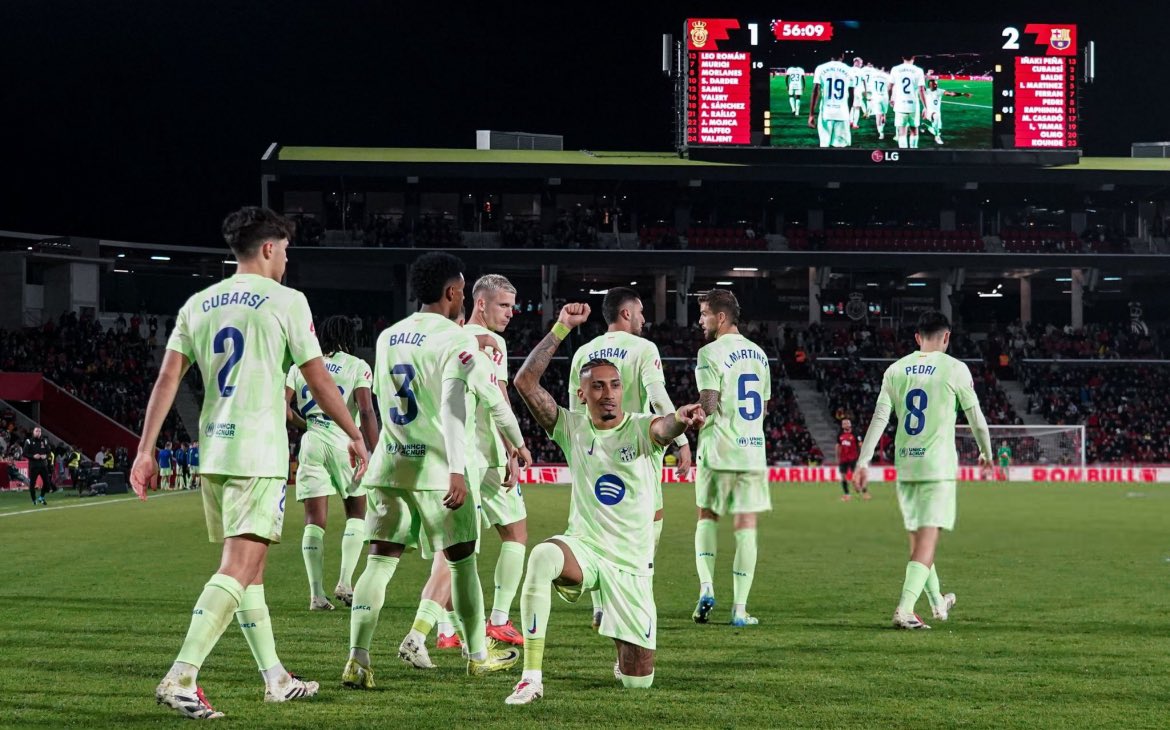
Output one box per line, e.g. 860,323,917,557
151,255,171,261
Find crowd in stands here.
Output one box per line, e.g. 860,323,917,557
783,321,982,361
999,320,1163,360
500,218,545,248
786,227,982,253
1021,363,1170,463
552,206,601,248
361,215,464,248
287,213,325,247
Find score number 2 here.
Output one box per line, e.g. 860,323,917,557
1002,26,1020,49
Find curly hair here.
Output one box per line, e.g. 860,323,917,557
409,252,465,305
221,207,295,258
319,315,355,356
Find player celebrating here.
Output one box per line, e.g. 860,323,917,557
569,287,693,630
808,51,856,148
889,54,927,148
853,311,993,629
505,303,704,705
784,65,806,115
866,64,891,140
923,77,972,145
848,57,869,129
134,207,370,720
836,418,868,502
691,289,772,627
342,252,520,690
996,440,1013,481
286,315,379,611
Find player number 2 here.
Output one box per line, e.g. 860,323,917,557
737,373,762,421
213,326,244,397
903,388,928,436
299,384,345,420
901,77,912,94
388,364,418,425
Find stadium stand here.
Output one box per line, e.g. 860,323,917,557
785,226,983,252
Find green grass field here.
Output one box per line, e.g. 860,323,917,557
2,482,1168,728
769,76,994,149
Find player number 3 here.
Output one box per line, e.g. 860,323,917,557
903,388,928,436
388,363,418,425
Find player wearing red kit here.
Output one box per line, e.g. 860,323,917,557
836,419,868,501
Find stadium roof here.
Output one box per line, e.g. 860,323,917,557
266,145,1170,185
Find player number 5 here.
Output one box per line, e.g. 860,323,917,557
737,373,762,421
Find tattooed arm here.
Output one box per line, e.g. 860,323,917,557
514,303,591,434
699,389,721,417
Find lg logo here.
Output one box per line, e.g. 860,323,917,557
870,150,900,163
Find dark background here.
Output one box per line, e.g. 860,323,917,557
0,1,1159,244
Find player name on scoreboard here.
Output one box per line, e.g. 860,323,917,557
1013,56,1077,148
687,51,751,144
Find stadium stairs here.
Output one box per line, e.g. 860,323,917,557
999,379,1048,426
788,379,835,463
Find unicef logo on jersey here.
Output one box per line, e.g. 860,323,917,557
594,474,627,506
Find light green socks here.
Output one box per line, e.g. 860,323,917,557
339,518,366,589
412,598,444,637
695,519,717,593
235,584,281,673
620,672,655,689
174,573,244,669
491,541,526,623
520,542,563,672
349,555,399,651
448,554,487,659
924,564,943,608
898,561,932,613
301,524,326,599
732,528,757,613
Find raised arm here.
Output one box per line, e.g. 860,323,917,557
514,303,590,433
650,404,706,446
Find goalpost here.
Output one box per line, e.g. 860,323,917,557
956,424,1086,468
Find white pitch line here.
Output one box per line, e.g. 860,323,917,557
0,489,196,518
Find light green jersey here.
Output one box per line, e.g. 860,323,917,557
694,333,771,471
876,350,979,481
568,331,666,415
166,274,322,478
464,347,508,472
285,351,372,450
463,323,509,467
363,312,478,490
550,409,665,576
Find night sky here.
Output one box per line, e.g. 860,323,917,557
0,1,1161,244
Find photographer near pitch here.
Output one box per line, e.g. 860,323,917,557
25,426,52,505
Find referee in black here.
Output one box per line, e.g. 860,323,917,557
25,426,51,505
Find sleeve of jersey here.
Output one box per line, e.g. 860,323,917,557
875,369,894,410
440,377,468,476
165,305,194,360
441,334,478,384
639,344,666,387
694,347,720,392
644,381,687,448
568,352,585,414
284,365,297,391
483,382,523,451
548,407,571,448
497,340,509,384
356,359,373,390
285,292,323,367
955,363,980,411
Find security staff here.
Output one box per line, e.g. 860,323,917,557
25,426,51,505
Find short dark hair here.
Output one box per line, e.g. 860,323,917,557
698,288,740,325
409,252,464,305
579,358,619,381
916,310,951,338
602,287,641,325
221,207,295,258
319,315,355,356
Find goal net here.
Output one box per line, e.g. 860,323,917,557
956,424,1086,468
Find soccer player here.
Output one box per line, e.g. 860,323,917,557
132,207,370,720
691,289,772,627
505,303,704,705
286,315,379,611
889,54,927,148
923,77,972,145
853,311,993,629
398,314,533,670
158,441,174,490
866,64,891,140
342,252,520,689
568,287,693,630
848,57,869,129
808,51,856,148
784,65,806,115
175,442,190,489
190,440,201,489
836,418,867,501
996,440,1013,481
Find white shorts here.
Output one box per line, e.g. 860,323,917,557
817,118,851,148
549,535,656,651
895,108,922,128
478,465,526,528
296,431,361,501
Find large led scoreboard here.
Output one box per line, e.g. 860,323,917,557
679,18,1081,158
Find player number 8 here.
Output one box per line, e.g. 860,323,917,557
903,388,928,436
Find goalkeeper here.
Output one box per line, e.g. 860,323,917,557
996,441,1012,481
853,311,992,630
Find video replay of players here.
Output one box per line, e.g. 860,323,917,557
685,19,1078,151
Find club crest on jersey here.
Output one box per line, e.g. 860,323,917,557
594,474,626,505
1050,28,1071,51
618,446,636,463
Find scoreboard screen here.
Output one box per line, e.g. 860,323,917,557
683,19,1079,151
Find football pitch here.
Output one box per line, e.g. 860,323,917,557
768,77,994,150
1,482,1167,729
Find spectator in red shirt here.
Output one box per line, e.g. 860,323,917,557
836,418,867,501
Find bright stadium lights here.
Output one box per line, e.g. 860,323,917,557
588,289,609,295
866,282,878,287
908,282,927,287
978,292,1003,298
1055,277,1072,282
114,268,130,273
222,260,237,265
1103,276,1122,281
716,280,733,285
733,267,758,272
151,255,171,261
630,281,637,285
116,253,126,258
